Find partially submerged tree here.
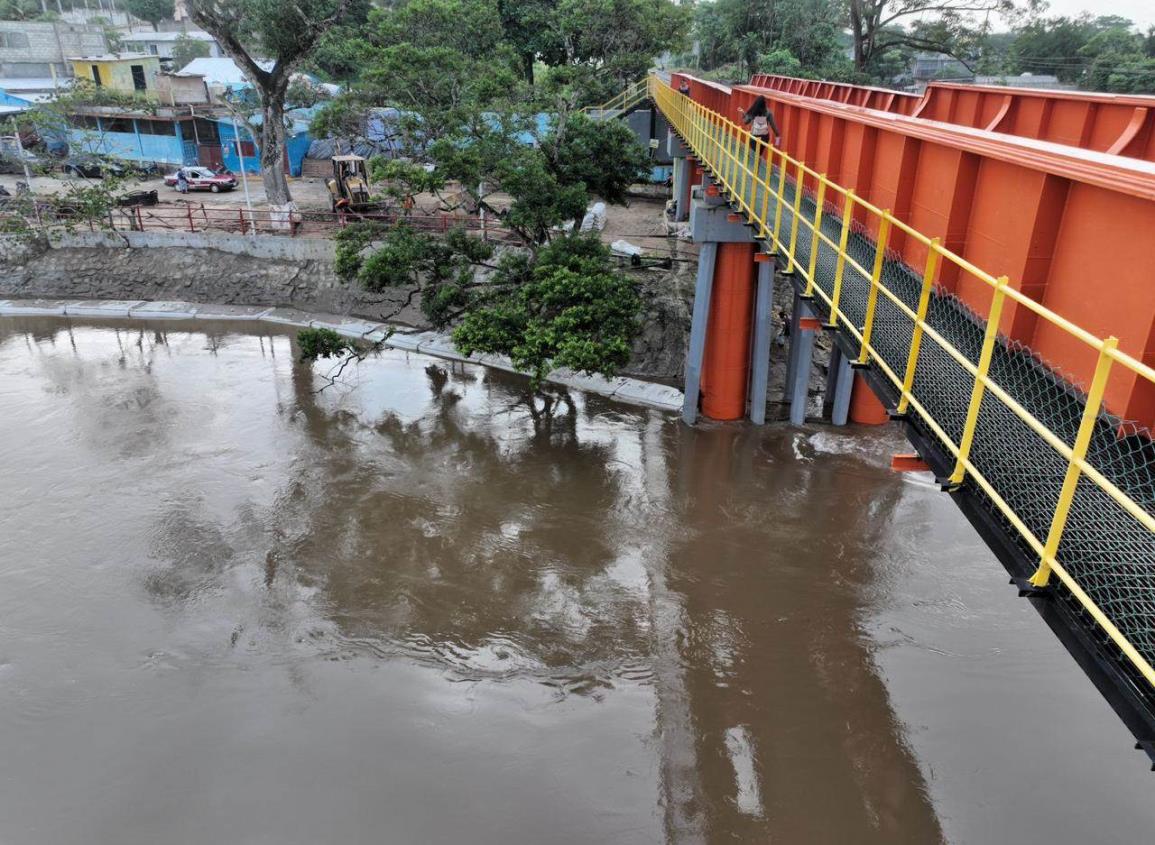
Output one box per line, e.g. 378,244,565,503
188,0,355,206
309,85,650,394
300,0,663,394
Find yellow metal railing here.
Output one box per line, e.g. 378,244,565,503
649,74,1155,693
585,78,649,118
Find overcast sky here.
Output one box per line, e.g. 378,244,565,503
1030,0,1155,28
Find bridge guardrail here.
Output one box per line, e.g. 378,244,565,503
584,79,649,118
651,74,1155,707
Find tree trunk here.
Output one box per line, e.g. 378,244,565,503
521,52,535,85
850,1,867,71
259,97,292,207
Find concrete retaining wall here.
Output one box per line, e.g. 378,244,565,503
48,230,338,262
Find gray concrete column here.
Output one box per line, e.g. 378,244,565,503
666,130,691,160
826,343,854,426
785,294,816,426
683,241,717,425
673,156,691,223
748,258,774,424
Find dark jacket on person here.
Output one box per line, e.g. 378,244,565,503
743,95,780,139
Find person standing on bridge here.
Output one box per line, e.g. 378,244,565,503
739,95,781,151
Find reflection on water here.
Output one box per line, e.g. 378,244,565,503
1,317,1151,845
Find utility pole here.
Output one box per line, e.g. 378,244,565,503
230,114,255,228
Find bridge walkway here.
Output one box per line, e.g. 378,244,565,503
648,76,1155,758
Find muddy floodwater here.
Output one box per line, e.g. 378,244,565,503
2,317,1153,845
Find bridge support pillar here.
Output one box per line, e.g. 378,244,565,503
673,157,692,222
682,241,716,425
683,195,759,424
749,257,774,425
668,131,696,223
785,293,817,426
824,343,854,426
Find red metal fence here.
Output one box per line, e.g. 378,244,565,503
100,204,523,242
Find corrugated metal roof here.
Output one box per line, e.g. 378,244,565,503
176,57,273,86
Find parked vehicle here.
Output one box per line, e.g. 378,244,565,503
163,167,238,193
61,157,127,179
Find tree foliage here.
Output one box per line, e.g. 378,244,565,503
1009,14,1155,92
453,235,640,385
298,327,355,361
123,0,174,29
692,0,855,80
170,34,211,70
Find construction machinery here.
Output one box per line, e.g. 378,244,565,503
326,154,372,211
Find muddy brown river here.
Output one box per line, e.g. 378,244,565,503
1,317,1152,844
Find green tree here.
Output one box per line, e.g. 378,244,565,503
497,0,562,83
0,0,45,20
170,34,211,70
1008,14,1155,92
691,0,851,80
495,0,687,85
1010,15,1095,81
453,234,641,386
123,0,174,30
370,0,506,58
188,0,357,207
847,0,1028,75
1079,26,1153,92
317,62,649,388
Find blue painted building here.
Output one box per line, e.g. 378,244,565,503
68,113,196,165
216,116,311,177
66,111,311,176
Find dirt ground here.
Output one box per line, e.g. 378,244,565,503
0,171,339,210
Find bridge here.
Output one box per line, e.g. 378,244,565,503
627,72,1155,764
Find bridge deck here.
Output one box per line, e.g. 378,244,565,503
650,76,1155,759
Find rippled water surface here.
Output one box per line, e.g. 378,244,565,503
1,317,1152,845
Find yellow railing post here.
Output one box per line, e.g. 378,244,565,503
758,157,771,240
748,140,761,218
828,192,855,327
785,161,805,274
1030,336,1118,587
720,121,729,189
771,150,788,252
730,124,741,194
857,213,892,365
949,276,1010,485
804,175,828,297
896,238,941,415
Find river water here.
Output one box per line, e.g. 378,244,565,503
1,317,1152,845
